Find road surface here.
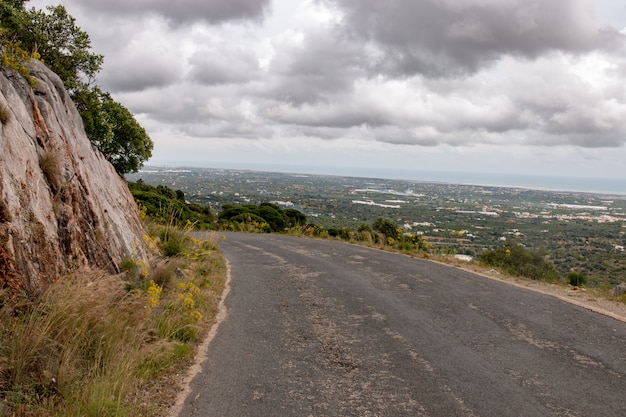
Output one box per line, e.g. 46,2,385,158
176,233,626,416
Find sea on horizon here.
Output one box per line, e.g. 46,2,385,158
140,163,626,196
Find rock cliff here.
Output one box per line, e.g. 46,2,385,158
0,60,149,296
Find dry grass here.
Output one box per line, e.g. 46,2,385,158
0,102,10,125
39,151,61,190
0,232,226,417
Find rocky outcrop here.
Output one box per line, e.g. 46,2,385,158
0,60,150,296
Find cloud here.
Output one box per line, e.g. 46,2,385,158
61,0,271,25
261,27,368,104
28,0,626,162
96,18,185,93
327,0,624,77
187,45,262,86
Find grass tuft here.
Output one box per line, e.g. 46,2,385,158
0,230,226,416
0,102,10,125
39,150,61,190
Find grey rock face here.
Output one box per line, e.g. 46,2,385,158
0,60,149,295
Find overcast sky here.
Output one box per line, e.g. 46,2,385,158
30,0,626,185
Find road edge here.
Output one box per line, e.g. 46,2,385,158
168,258,233,417
444,261,626,324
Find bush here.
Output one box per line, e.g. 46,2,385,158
479,242,560,282
567,272,587,286
161,230,185,257
128,181,213,229
373,217,399,241
218,202,306,233
328,228,352,240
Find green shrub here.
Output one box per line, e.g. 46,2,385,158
328,228,352,240
373,217,399,241
397,241,416,251
218,202,306,233
162,233,185,257
128,181,213,228
479,242,560,282
567,272,587,286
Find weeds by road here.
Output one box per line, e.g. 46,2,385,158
0,229,226,416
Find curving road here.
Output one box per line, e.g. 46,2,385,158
177,233,626,417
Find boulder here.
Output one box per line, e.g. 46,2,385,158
609,283,626,297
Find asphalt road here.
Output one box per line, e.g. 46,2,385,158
177,233,626,417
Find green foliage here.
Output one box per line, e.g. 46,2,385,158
328,227,352,240
19,4,103,92
0,1,153,175
567,272,587,287
0,2,34,83
0,40,37,85
479,242,561,282
128,180,214,229
284,208,307,227
218,202,307,233
75,88,153,175
373,217,399,241
160,228,186,257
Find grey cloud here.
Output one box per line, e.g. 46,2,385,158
187,48,261,85
64,0,270,25
263,101,388,129
264,28,367,104
179,121,273,139
372,126,441,146
100,55,183,93
50,0,625,152
328,0,624,77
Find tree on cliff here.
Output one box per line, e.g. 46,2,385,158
73,87,153,175
0,1,153,174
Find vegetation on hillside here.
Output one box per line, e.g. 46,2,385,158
0,3,226,416
0,221,227,416
478,241,561,282
218,202,307,232
0,0,152,175
131,176,566,286
128,180,214,230
129,168,626,288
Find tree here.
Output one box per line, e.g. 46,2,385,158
1,2,153,175
74,88,152,174
19,4,103,93
217,203,306,233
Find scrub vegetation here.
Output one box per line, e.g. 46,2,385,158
128,168,626,293
0,216,226,416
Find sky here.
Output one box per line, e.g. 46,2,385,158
29,0,626,187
